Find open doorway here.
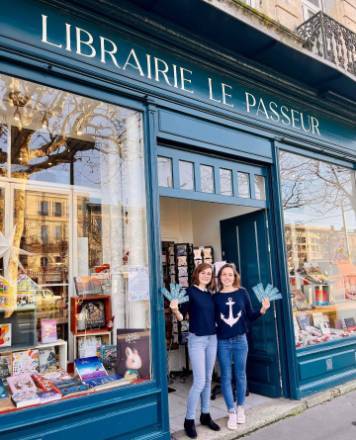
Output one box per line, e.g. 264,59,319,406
160,197,281,433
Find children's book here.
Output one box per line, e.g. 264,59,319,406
0,352,12,379
74,357,108,382
116,330,150,381
41,370,89,396
7,374,40,408
39,348,57,373
0,323,12,348
37,390,62,403
84,373,123,389
296,313,312,331
0,378,8,399
77,336,102,359
40,319,58,344
12,349,40,375
99,345,117,372
31,373,61,394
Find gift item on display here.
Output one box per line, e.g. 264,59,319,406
40,319,58,344
71,295,112,334
116,330,150,381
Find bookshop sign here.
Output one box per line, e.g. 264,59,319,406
1,0,356,150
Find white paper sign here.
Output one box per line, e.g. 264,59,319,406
128,266,150,302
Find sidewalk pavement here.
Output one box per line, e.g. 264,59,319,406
171,379,356,439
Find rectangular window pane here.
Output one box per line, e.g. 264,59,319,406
200,165,215,193
255,175,266,200
237,172,250,198
279,150,356,349
220,168,233,196
179,160,194,190
0,72,152,414
157,156,173,188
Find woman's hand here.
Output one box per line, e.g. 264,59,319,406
170,299,179,312
170,299,183,321
260,297,270,314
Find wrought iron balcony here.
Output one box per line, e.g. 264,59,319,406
297,11,356,76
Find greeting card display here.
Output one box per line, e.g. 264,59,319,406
116,330,150,381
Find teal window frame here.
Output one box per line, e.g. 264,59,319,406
157,145,267,208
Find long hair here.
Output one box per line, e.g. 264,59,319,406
191,262,215,291
217,263,241,291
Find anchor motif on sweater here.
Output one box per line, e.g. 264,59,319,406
220,297,242,327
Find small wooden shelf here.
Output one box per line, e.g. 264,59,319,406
70,295,112,334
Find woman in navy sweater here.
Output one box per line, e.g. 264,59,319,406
214,263,270,430
170,263,220,439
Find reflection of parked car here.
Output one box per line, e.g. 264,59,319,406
36,289,67,322
36,289,63,311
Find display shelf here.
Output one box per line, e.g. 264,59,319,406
294,302,356,315
0,339,67,371
70,295,112,334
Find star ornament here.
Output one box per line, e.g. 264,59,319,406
0,226,32,272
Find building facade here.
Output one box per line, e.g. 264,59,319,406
0,0,355,439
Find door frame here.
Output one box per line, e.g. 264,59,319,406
156,144,290,398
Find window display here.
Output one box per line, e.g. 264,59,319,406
279,151,356,348
0,73,151,412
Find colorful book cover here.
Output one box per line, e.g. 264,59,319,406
296,313,312,331
12,349,40,375
99,345,117,372
0,378,8,399
0,323,11,348
0,353,12,379
32,373,61,394
39,348,57,373
74,275,104,295
116,330,150,381
77,336,102,359
37,390,62,403
74,356,108,382
42,369,72,384
7,373,40,408
41,319,58,344
84,373,123,388
56,379,89,396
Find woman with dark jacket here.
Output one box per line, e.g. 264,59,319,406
170,262,220,439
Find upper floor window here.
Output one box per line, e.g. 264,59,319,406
302,0,322,20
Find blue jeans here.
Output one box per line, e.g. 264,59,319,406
186,333,217,420
217,334,248,411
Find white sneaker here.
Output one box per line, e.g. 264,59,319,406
237,406,246,424
227,411,237,430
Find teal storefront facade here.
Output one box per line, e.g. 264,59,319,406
0,0,355,438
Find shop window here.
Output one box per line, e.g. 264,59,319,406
279,150,356,349
237,172,250,198
179,160,195,190
219,168,233,196
157,156,173,187
254,175,266,200
200,165,215,193
0,72,151,413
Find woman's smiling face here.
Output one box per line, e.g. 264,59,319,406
198,268,212,287
220,267,235,289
